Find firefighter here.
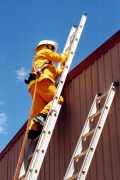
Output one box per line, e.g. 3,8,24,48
25,40,68,139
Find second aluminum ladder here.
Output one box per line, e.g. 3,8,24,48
64,81,119,180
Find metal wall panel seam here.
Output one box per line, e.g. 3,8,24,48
109,46,120,179
96,56,106,180
103,51,114,180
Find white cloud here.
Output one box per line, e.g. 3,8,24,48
0,112,7,134
0,126,5,134
16,67,28,81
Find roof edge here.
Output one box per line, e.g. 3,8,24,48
67,30,120,82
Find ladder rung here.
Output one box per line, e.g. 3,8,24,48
82,129,95,141
96,93,107,103
74,149,88,162
19,175,25,180
88,110,101,122
67,173,79,180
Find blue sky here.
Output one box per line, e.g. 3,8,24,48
0,0,120,151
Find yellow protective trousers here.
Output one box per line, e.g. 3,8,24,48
28,78,63,130
29,77,63,113
28,79,56,130
29,79,56,117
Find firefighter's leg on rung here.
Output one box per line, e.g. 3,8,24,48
40,96,63,115
40,101,52,115
38,79,64,115
30,95,46,118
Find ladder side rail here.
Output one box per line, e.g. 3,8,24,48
25,104,61,180
57,26,77,68
64,94,98,179
53,14,87,109
49,26,77,110
63,26,77,52
38,13,87,169
78,83,116,180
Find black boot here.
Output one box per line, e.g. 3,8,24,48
28,114,47,140
24,73,36,84
28,130,41,140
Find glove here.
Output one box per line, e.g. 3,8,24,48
61,51,69,65
24,73,36,84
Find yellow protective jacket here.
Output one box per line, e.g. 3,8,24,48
28,49,67,90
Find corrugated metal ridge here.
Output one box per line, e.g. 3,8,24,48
67,30,120,82
0,30,120,161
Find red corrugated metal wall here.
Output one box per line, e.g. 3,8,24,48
0,31,120,180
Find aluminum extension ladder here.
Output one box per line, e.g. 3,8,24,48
18,14,87,180
64,81,119,180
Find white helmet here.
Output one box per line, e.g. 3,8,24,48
36,40,58,51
